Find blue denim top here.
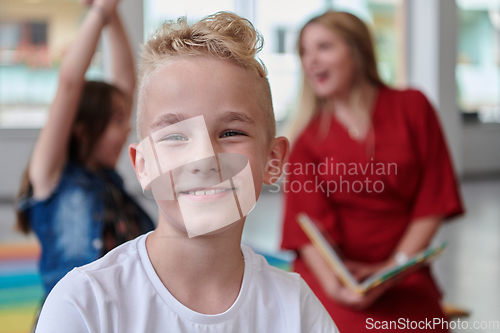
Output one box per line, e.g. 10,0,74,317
18,163,154,294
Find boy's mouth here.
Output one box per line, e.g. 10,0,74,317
178,186,236,202
180,187,235,196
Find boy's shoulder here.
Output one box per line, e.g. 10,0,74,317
78,232,144,274
241,244,302,290
232,245,339,332
49,233,148,305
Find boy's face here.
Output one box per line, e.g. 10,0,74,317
130,57,287,237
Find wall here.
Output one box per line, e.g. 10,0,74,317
463,123,500,176
406,0,464,175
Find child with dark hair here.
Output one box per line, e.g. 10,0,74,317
15,0,154,295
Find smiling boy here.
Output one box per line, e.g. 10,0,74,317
35,12,338,333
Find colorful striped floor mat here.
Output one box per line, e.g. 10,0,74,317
0,242,43,333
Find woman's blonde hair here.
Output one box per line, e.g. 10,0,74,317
137,11,275,141
286,11,384,144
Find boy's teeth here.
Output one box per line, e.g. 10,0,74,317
187,188,231,195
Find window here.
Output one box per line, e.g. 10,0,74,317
143,0,322,122
144,0,234,38
368,0,405,87
254,0,404,121
457,0,500,123
0,0,405,129
144,0,404,123
0,1,102,129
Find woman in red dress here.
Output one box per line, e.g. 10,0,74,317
281,11,464,332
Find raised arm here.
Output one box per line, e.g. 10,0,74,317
106,9,136,99
29,0,120,199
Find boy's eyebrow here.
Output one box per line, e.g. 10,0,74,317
219,111,256,125
149,111,255,134
150,113,187,131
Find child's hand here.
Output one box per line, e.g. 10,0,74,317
93,0,121,17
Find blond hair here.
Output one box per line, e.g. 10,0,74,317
137,11,275,141
285,11,384,144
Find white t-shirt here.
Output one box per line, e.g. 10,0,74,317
35,233,338,333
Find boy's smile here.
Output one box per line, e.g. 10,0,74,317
178,187,235,201
133,56,273,237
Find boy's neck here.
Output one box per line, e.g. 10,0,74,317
146,214,246,315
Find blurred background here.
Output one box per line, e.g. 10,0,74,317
0,0,499,332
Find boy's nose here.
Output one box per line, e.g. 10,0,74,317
187,156,220,176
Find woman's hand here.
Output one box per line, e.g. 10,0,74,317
322,259,397,310
323,270,396,310
301,244,397,310
344,259,393,282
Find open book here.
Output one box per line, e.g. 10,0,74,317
296,213,446,295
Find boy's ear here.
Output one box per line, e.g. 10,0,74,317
263,136,290,185
129,143,151,191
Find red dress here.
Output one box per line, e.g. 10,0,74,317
281,86,464,332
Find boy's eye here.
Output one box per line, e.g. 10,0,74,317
220,130,246,138
161,134,188,141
